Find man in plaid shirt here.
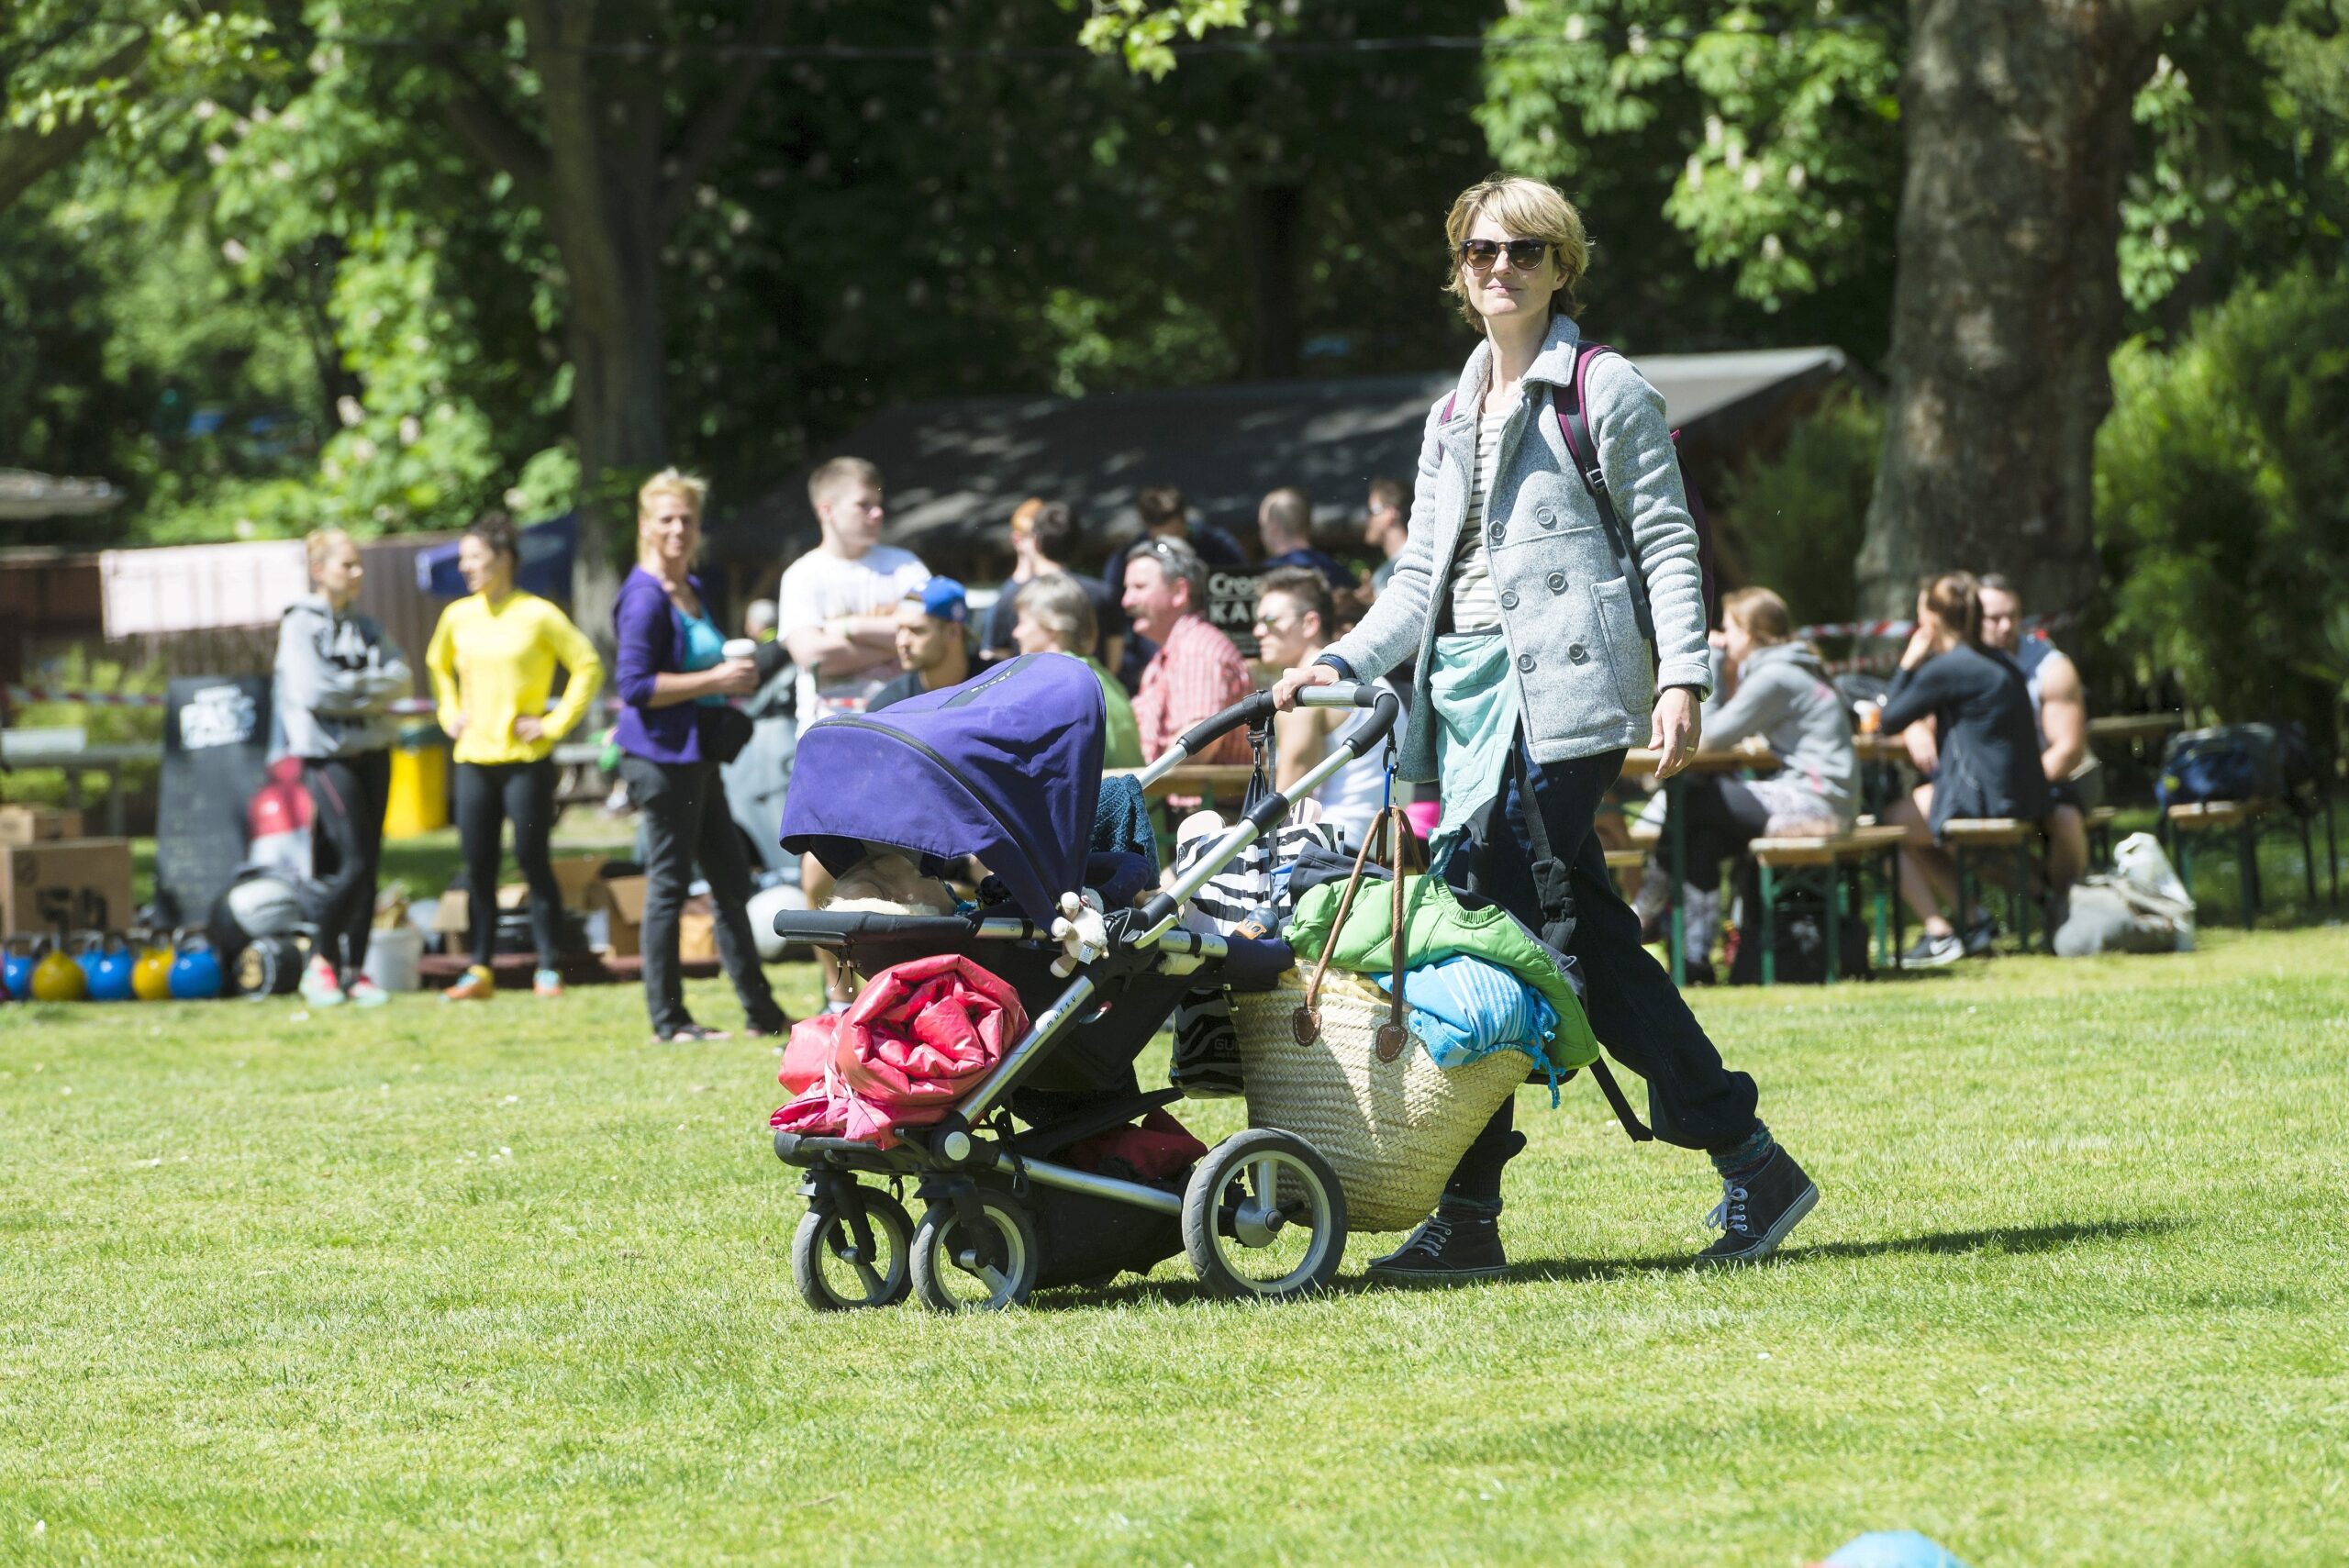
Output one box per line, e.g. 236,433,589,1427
1122,535,1253,764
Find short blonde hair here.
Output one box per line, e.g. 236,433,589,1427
638,466,707,522
808,456,882,511
1443,173,1590,328
304,527,356,582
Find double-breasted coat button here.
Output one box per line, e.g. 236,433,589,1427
1567,643,1588,663
1546,571,1567,593
1537,506,1558,528
1499,589,1520,610
1487,521,1506,545
1516,652,1536,673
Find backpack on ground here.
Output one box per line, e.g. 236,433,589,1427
1442,342,1720,639
1723,863,1873,985
2056,831,2196,956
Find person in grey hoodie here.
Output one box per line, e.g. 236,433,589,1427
273,528,412,1006
1670,586,1859,970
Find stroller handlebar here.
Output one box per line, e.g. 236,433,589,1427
1127,681,1403,944
1141,681,1400,790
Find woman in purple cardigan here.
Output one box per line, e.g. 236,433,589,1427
614,469,791,1043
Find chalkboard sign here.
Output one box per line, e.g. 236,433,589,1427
1205,566,1265,661
155,675,273,926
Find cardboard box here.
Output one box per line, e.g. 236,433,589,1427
2,838,135,935
602,873,648,958
551,854,607,912
678,900,717,962
0,806,84,845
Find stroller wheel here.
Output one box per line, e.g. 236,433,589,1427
910,1193,1040,1313
1183,1128,1348,1301
792,1191,915,1312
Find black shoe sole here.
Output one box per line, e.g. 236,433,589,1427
1699,1180,1820,1266
1364,1261,1509,1284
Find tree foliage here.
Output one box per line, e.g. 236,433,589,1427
1476,2,1901,355
2096,265,2349,748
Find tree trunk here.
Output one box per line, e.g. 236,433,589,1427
523,3,669,639
1856,0,2207,617
1240,182,1305,380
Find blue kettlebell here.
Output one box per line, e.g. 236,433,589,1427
1,937,32,1001
83,932,137,1003
168,933,226,1001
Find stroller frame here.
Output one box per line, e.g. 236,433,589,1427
774,682,1401,1311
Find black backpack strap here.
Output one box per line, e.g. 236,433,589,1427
1585,1059,1654,1142
1508,742,1654,1142
1510,740,1579,959
1551,345,1658,647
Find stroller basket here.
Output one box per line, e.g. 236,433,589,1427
769,659,1401,1313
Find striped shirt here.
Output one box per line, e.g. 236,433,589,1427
1449,412,1508,632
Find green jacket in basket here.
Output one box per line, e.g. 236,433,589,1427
1285,874,1600,1073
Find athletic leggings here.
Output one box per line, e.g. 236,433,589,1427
454,759,561,969
304,751,391,981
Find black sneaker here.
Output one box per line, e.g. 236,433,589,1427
1901,930,1965,967
1366,1205,1508,1284
1698,1148,1819,1265
1962,910,1999,957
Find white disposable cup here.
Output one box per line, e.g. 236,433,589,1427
721,639,757,663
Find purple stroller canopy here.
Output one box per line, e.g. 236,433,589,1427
780,653,1107,924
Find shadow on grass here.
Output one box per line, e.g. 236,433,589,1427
1033,1217,2184,1310
1512,1215,2187,1284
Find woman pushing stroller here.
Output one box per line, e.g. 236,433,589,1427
1273,173,1819,1280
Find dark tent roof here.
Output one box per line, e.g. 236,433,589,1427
721,348,1849,575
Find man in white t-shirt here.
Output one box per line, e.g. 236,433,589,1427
778,457,930,728
776,456,929,1006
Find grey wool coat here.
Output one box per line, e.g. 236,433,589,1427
1322,314,1712,783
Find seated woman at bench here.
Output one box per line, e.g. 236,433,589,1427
1877,572,2053,965
1667,587,1859,976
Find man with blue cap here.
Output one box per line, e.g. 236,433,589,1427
869,578,978,712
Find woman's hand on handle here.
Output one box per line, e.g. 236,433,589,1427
1271,661,1339,712
1650,686,1701,780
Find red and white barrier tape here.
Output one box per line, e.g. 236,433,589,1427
1793,608,2078,643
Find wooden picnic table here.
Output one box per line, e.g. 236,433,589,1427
2087,712,2185,761
1623,744,1780,984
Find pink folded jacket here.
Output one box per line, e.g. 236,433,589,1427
771,953,1029,1151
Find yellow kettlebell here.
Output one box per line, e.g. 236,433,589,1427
132,933,176,1002
30,938,87,1003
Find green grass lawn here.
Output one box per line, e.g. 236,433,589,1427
3,928,2344,1566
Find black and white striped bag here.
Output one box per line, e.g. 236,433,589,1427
1168,817,1346,1097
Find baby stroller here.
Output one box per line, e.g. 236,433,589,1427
771,652,1400,1312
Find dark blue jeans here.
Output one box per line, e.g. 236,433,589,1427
1442,738,1761,1199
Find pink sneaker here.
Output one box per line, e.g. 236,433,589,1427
298,955,346,1008
345,975,392,1008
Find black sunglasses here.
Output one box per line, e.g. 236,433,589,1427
1456,238,1551,272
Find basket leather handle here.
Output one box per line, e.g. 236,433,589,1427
1294,805,1413,1062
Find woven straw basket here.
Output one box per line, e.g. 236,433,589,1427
1230,967,1533,1232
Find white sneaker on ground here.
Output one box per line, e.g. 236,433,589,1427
298,956,346,1007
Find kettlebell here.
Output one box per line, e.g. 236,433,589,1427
132,935,175,1002
83,933,137,1003
168,933,226,1001
1,936,32,1001
30,938,88,1003
234,931,310,1000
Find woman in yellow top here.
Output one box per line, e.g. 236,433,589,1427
424,513,605,1001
